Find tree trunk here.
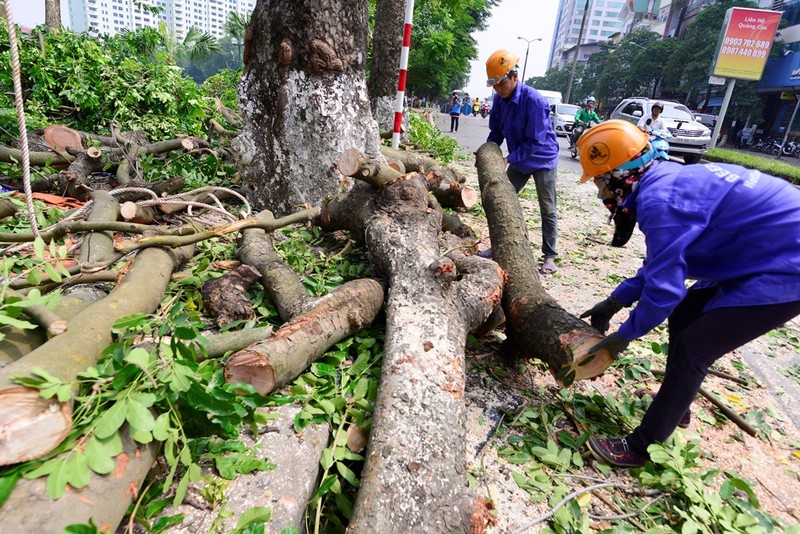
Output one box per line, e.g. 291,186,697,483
475,142,613,385
45,0,61,32
322,173,501,532
368,0,405,132
0,427,157,534
0,246,193,466
233,0,381,216
224,278,384,395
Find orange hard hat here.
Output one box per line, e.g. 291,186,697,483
486,49,519,86
576,120,650,183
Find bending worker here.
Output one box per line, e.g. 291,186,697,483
481,49,560,275
575,120,800,468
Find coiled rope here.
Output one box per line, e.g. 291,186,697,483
3,0,39,237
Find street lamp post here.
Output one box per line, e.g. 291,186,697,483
517,36,542,83
231,37,243,65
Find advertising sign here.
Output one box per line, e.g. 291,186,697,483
711,7,782,80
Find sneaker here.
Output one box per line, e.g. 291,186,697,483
476,248,493,259
588,436,648,468
635,389,691,429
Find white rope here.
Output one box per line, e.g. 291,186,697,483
3,1,39,237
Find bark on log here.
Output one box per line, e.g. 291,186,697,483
475,142,613,385
0,246,193,465
236,211,314,321
6,288,67,337
0,143,73,166
0,425,158,534
317,181,378,239
322,173,503,532
201,264,262,326
380,146,437,173
78,190,120,268
428,195,477,241
201,325,274,359
0,198,18,220
224,278,384,395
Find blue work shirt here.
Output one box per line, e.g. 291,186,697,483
611,161,800,341
487,83,559,174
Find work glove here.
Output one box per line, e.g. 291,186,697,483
587,332,629,361
579,295,624,333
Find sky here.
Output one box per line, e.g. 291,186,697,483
463,0,561,101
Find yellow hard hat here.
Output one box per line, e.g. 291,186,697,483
486,49,519,86
577,120,650,183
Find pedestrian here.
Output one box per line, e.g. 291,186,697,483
449,92,462,133
481,48,560,275
575,120,800,467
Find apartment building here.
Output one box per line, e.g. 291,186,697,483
549,0,626,69
68,0,255,38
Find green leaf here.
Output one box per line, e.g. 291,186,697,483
310,474,337,501
65,452,91,489
0,314,38,329
234,506,272,531
125,347,152,369
64,519,100,533
126,397,155,432
152,514,184,534
336,462,360,488
84,438,116,475
0,470,21,507
45,460,70,499
94,400,127,439
33,237,46,259
42,262,63,283
153,412,171,441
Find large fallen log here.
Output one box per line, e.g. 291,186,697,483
224,278,385,395
0,426,158,534
0,245,193,466
78,190,119,268
322,170,503,532
475,142,613,385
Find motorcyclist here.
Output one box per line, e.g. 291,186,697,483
637,101,665,133
574,120,800,468
473,97,481,117
569,97,601,149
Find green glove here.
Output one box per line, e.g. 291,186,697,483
588,332,629,360
580,295,624,333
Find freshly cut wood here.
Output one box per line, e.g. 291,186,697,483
0,425,158,534
431,181,478,210
119,201,156,224
0,246,193,466
338,147,400,187
475,142,613,384
201,264,261,326
43,125,84,152
322,173,503,532
236,211,314,321
0,387,72,464
224,278,385,395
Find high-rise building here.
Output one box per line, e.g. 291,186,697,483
549,0,626,69
68,0,255,39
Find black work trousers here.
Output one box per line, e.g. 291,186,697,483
626,287,800,454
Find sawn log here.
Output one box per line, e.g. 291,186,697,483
475,142,613,385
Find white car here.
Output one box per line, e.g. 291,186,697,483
610,97,711,164
550,103,581,137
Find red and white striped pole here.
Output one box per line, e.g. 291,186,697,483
392,0,415,150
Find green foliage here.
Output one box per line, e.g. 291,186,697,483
201,69,242,111
0,27,210,141
704,147,800,185
407,110,459,164
0,310,273,510
405,0,498,99
291,331,384,533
